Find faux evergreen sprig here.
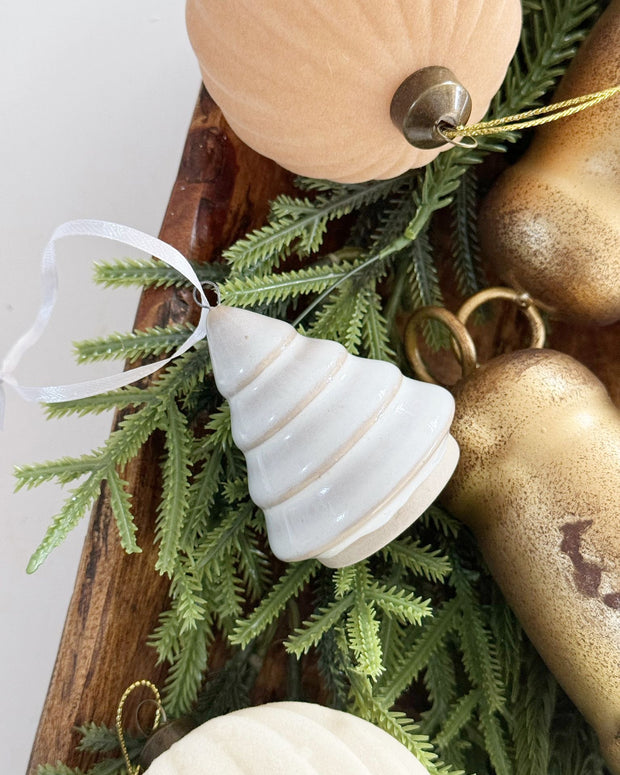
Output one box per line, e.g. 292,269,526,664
28,1,611,774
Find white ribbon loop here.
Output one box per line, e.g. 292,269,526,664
0,220,213,421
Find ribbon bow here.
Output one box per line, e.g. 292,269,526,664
0,220,214,426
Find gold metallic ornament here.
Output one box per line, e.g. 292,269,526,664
477,0,620,325
406,288,620,774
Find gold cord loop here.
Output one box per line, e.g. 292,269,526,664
116,680,164,775
405,287,546,386
441,85,620,141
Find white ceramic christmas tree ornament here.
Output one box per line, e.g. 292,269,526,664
205,304,458,567
0,221,456,569
144,701,431,775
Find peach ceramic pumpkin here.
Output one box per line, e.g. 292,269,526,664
186,0,522,183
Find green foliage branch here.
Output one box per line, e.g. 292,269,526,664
30,2,611,774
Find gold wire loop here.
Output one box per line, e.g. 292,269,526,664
192,280,222,309
405,306,478,385
441,84,620,139
116,680,164,775
135,699,168,738
456,286,546,350
435,122,478,149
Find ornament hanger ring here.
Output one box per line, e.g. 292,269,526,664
192,280,222,309
435,121,478,149
405,287,546,385
116,680,164,775
135,699,168,738
405,306,477,385
456,286,546,349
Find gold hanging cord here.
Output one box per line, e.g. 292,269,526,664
438,85,620,146
405,287,546,385
116,680,165,775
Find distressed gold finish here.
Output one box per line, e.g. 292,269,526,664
478,0,620,325
441,348,620,773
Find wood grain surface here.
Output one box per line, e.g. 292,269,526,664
28,87,618,773
27,88,293,774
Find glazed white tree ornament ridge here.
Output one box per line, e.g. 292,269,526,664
205,305,459,567
145,701,431,774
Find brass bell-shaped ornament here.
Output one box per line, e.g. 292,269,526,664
477,0,620,325
406,288,620,774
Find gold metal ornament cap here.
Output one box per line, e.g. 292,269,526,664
390,66,472,148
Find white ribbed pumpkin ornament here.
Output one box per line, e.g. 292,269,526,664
144,702,430,775
205,305,458,567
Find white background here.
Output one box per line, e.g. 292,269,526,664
0,3,199,771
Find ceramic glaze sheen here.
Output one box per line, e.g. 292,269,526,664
205,305,458,567
145,702,430,774
186,0,522,182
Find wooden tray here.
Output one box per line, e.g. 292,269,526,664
28,88,619,773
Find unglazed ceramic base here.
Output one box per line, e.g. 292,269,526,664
317,434,459,567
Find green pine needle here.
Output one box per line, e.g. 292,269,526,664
213,550,246,624
346,598,384,679
234,529,271,601
195,503,254,579
435,690,482,752
368,583,433,626
452,565,506,714
170,560,207,633
450,168,485,299
221,257,363,308
361,289,397,362
74,723,119,754
88,758,129,775
376,598,459,707
231,560,320,648
223,177,409,272
149,609,182,665
163,614,214,716
155,402,192,577
44,389,157,419
37,765,86,775
74,324,194,363
286,595,354,657
511,646,557,775
94,256,227,289
106,466,140,554
382,537,452,583
333,566,357,597
479,704,513,775
15,455,100,490
27,472,104,573
181,449,224,550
